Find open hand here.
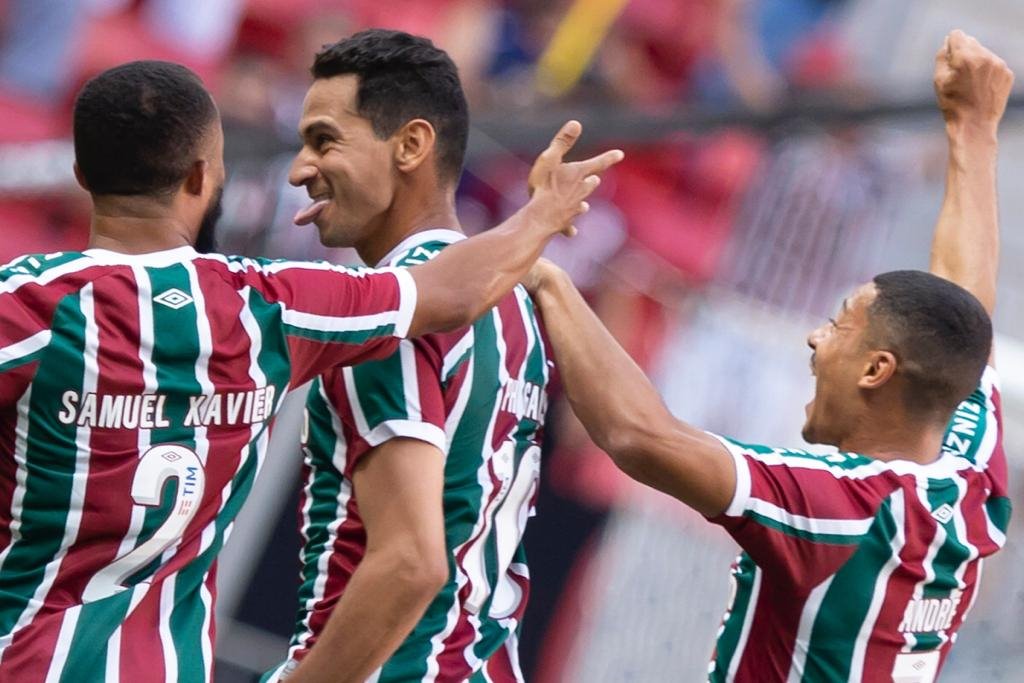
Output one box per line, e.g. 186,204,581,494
527,121,624,237
934,30,1014,130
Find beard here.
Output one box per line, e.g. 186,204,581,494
194,186,224,254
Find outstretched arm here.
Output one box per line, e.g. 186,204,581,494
929,30,1013,328
527,262,736,516
407,121,623,337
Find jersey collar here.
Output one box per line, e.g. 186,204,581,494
377,228,466,267
83,245,199,267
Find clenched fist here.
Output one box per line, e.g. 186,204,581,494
934,30,1014,130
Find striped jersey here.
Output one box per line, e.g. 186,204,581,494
0,245,418,682
708,366,1009,682
272,230,549,683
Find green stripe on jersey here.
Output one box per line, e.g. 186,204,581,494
0,294,86,635
58,592,135,682
710,554,760,682
350,352,407,424
800,497,899,681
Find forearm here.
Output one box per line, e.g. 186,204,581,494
534,269,734,515
407,202,556,337
287,552,443,683
929,122,1000,316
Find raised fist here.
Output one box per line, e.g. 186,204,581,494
934,30,1014,128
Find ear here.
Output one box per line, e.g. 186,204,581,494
183,159,208,197
73,163,90,192
858,350,897,390
394,119,436,175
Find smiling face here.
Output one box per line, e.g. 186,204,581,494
802,282,880,446
289,75,397,249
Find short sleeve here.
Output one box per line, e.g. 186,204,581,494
311,337,448,478
941,366,1002,471
708,435,900,590
222,257,418,387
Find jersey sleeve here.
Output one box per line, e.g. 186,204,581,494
222,257,418,387
312,335,451,478
708,436,900,591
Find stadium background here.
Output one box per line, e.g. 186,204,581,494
0,0,1022,680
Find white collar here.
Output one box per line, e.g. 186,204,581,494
83,245,198,267
377,229,466,267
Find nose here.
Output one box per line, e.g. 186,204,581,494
807,325,824,350
288,148,318,188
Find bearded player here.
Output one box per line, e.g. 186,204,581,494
525,30,1010,682
265,30,556,683
0,61,620,680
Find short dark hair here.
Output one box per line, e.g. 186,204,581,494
73,60,219,197
869,270,992,417
312,29,469,183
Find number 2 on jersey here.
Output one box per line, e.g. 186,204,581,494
82,444,206,603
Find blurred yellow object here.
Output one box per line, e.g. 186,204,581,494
536,0,630,97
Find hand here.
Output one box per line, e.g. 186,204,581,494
522,258,562,296
527,120,624,237
934,30,1014,132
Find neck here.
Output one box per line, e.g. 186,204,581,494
356,185,462,266
838,415,947,465
87,196,195,254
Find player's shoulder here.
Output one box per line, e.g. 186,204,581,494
720,435,880,471
0,251,92,286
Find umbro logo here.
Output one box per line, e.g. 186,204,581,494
154,288,194,310
931,503,954,524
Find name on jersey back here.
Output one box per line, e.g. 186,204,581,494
58,386,277,430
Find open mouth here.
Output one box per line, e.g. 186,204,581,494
294,195,331,226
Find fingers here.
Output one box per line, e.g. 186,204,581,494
573,149,626,176
541,120,583,164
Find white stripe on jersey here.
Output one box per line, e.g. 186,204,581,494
400,341,422,421
726,567,762,681
746,498,875,537
786,575,836,682
280,308,404,335
0,330,51,366
45,604,82,683
106,586,147,682
442,330,474,380
849,489,907,680
0,285,97,660
160,577,178,681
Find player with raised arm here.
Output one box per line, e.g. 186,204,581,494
524,30,1010,682
0,61,619,680
266,30,556,683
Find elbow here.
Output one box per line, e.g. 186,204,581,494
386,543,449,598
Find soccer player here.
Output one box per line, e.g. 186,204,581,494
0,61,620,680
524,30,1010,682
266,30,550,683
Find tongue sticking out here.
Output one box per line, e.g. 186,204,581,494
294,199,330,226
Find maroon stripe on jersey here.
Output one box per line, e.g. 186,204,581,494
483,639,518,683
1,604,65,679
986,387,1007,496
47,269,147,606
746,460,897,521
120,586,168,677
733,585,804,681
299,494,367,657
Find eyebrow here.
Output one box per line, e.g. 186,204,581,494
298,119,341,143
